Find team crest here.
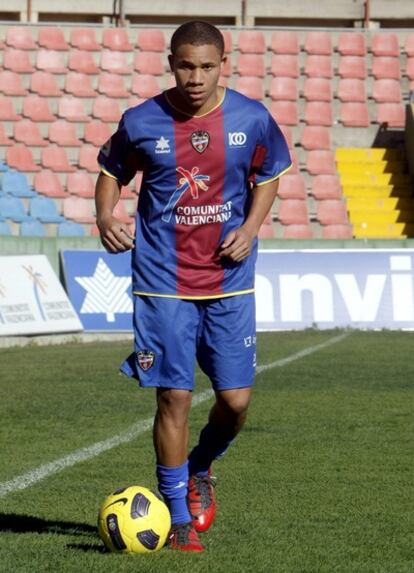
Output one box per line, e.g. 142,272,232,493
190,131,210,153
137,350,155,371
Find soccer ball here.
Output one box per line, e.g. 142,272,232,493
97,485,171,554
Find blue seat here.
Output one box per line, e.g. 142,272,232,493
29,195,64,223
0,162,8,172
0,195,32,222
57,221,85,237
1,170,36,197
20,220,46,237
0,221,12,235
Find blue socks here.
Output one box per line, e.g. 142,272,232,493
188,423,234,477
156,461,191,526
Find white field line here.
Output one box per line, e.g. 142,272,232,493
0,331,350,499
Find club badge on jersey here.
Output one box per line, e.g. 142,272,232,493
190,131,210,153
137,350,155,371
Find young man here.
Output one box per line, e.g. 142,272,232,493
95,21,291,552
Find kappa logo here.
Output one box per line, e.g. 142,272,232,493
137,349,155,371
155,136,171,154
229,132,247,147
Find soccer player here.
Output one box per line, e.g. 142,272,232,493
95,20,291,552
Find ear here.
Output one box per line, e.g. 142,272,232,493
168,54,174,73
220,55,227,72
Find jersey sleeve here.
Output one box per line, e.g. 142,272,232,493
249,112,292,187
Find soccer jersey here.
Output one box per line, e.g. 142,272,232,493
98,88,291,299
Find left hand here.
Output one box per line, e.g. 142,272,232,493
218,227,254,262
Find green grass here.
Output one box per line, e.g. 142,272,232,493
0,331,413,573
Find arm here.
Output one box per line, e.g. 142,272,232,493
219,178,279,262
95,172,134,253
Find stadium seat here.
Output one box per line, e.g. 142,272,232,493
236,54,265,77
29,195,64,223
279,125,293,149
278,199,309,225
20,220,47,237
0,71,27,96
220,30,233,54
220,55,233,77
0,124,12,145
304,31,332,55
371,33,399,57
78,146,100,172
300,126,331,150
97,73,129,97
64,72,97,97
38,27,69,50
269,77,297,101
234,77,264,100
6,26,36,50
0,195,32,222
0,221,12,235
316,200,349,225
405,34,414,57
58,96,89,122
372,79,402,103
322,224,353,239
1,171,35,197
13,119,48,146
3,48,34,73
22,94,55,122
6,145,40,172
271,31,299,54
36,49,66,73
277,174,307,199
48,120,81,146
338,56,367,79
30,71,62,96
68,50,99,74
237,30,266,54
63,196,95,223
304,55,332,78
66,171,95,197
306,150,337,175
270,101,298,126
304,102,333,126
41,145,75,172
84,121,112,147
57,220,85,236
337,32,366,56
100,51,131,74
283,224,314,239
303,78,332,101
376,103,405,128
70,28,100,51
34,170,67,198
337,78,366,102
0,96,19,120
270,55,299,78
371,57,401,80
134,51,164,75
102,28,133,51
406,57,414,80
136,29,166,52
258,224,276,239
92,96,122,122
131,74,161,99
340,102,370,127
311,174,343,199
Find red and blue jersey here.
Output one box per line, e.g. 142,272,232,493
98,88,291,299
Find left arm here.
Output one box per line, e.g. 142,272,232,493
219,178,279,262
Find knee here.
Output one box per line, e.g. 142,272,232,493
156,388,192,419
216,388,252,419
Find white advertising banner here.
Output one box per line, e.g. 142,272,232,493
0,255,83,336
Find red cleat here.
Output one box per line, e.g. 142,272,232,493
188,470,217,533
167,522,205,552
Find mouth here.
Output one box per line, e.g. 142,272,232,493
186,91,205,102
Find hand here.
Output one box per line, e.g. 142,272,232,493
218,227,254,262
96,215,134,253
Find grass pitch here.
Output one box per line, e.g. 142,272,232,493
0,330,413,573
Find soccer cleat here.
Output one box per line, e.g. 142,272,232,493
188,470,217,533
167,522,205,552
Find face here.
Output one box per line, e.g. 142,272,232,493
168,43,225,116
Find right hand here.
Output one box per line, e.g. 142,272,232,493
96,215,134,253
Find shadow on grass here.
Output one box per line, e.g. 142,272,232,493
0,512,96,536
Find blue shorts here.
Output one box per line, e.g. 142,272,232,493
120,294,256,391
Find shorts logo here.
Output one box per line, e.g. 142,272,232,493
191,131,210,153
137,350,155,371
229,132,247,147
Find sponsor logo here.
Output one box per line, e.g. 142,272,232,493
162,166,210,223
229,132,247,147
190,130,210,153
243,335,257,348
137,349,155,371
155,136,171,154
106,497,128,508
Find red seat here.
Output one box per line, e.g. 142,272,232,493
70,28,100,51
49,120,81,146
0,96,19,120
306,150,337,175
6,145,40,171
136,29,166,52
36,49,66,73
287,149,300,174
64,72,97,97
41,145,75,172
311,175,343,200
58,96,89,122
14,119,48,146
6,27,36,50
134,52,164,75
0,71,27,96
100,51,131,74
22,94,55,122
269,77,297,101
304,31,332,55
220,30,233,54
38,27,69,50
371,33,399,57
278,199,309,225
30,71,62,96
68,50,99,74
279,125,293,149
220,55,232,77
316,200,349,225
283,224,314,239
271,31,299,54
258,224,276,239
63,196,95,223
337,78,366,102
405,34,414,57
337,32,366,56
300,126,331,150
304,55,332,78
303,78,331,101
34,170,68,197
372,57,401,80
372,79,402,103
236,54,265,77
277,174,306,199
97,73,129,97
340,102,370,127
83,121,112,146
3,48,34,73
66,171,95,197
322,224,353,239
102,28,133,51
234,77,264,100
270,55,299,78
304,102,333,126
376,103,405,128
92,96,122,122
78,146,100,172
338,56,367,79
270,101,298,126
0,124,12,145
131,74,161,99
237,30,266,54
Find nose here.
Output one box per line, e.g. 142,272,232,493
189,67,203,85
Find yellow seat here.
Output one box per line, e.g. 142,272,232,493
349,209,414,225
337,160,406,175
353,221,412,238
346,197,414,210
335,147,404,162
